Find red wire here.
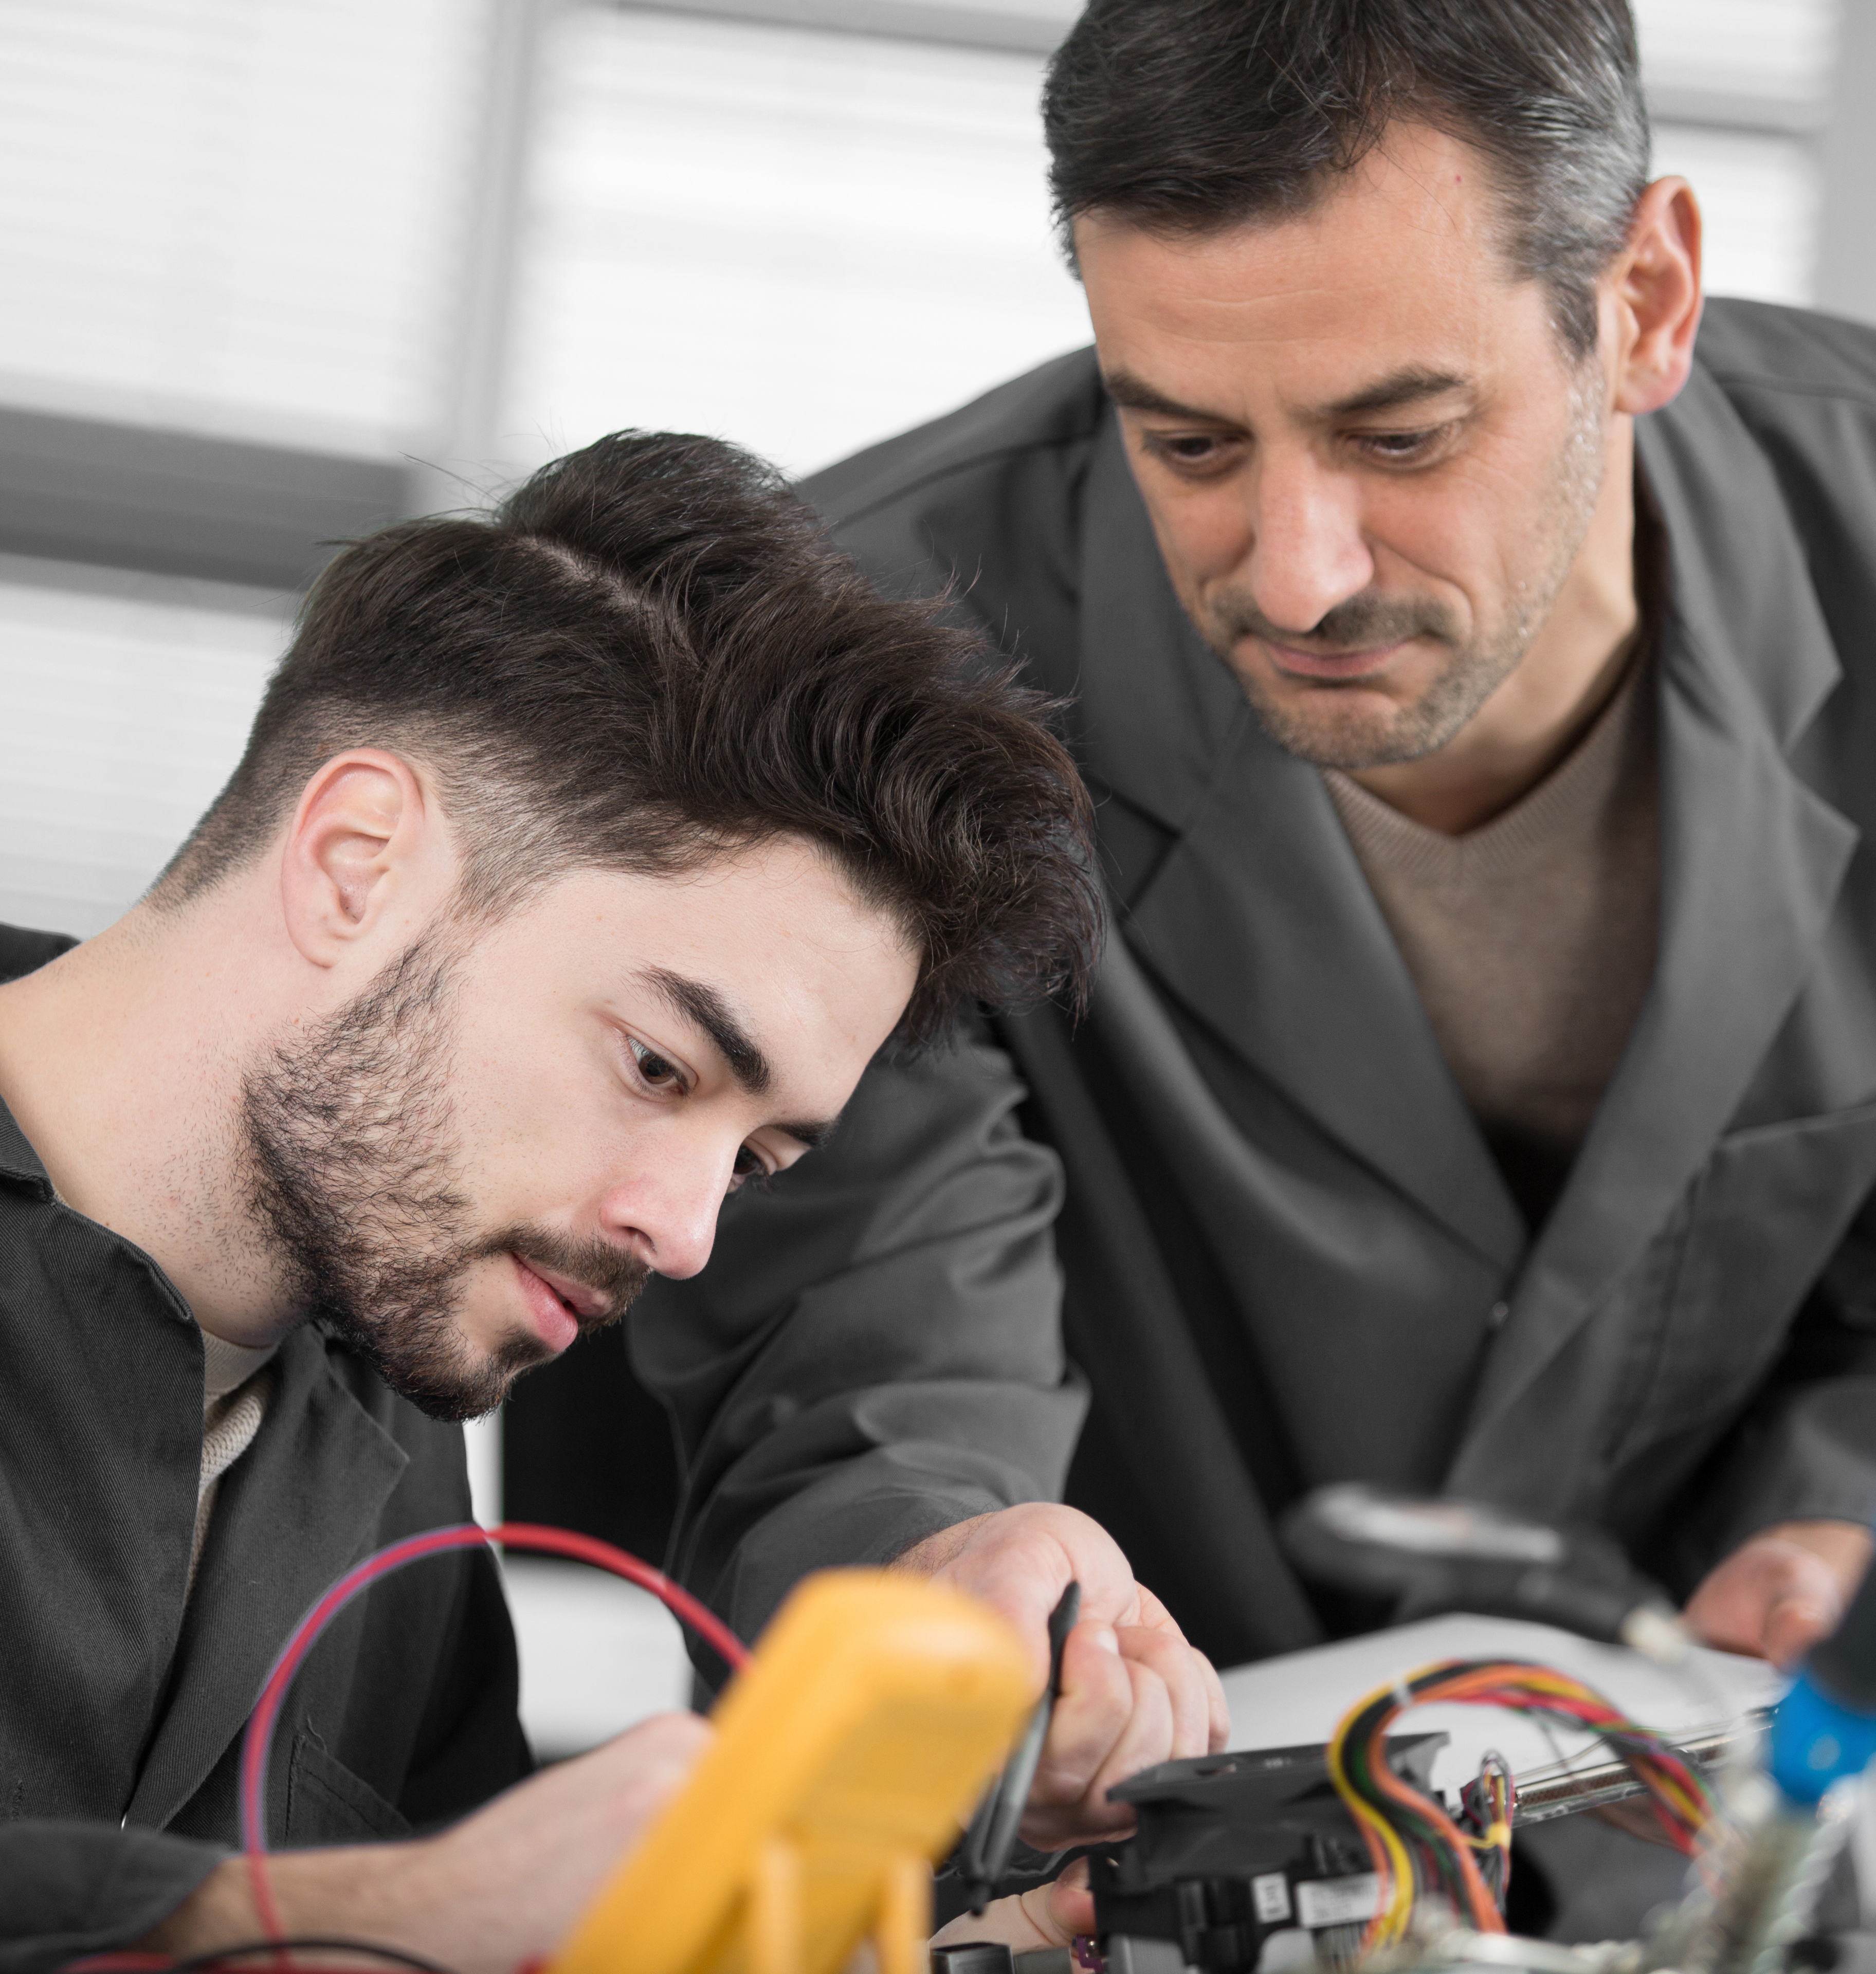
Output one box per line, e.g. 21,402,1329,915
236,1520,751,1949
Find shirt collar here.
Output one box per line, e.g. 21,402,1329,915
0,1092,54,1199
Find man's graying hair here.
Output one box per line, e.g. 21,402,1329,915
153,430,1101,1044
1042,0,1651,357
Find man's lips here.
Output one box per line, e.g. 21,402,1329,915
507,1253,607,1353
1253,636,1411,682
517,1257,611,1320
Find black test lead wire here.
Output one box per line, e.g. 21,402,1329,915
959,1579,1082,1914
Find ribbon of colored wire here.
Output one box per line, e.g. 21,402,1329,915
1326,1657,1715,1954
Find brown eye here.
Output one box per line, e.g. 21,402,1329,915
629,1039,685,1091
1153,432,1221,464
729,1144,772,1192
1361,425,1447,462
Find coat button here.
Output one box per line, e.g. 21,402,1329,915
1488,1301,1510,1330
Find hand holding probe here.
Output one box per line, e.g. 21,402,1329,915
957,1579,1081,1913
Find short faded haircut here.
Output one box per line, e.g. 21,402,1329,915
154,430,1101,1043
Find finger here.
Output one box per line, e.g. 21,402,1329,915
928,1891,1058,1955
1763,1589,1841,1669
1077,1654,1176,1815
1044,1856,1096,1941
1036,1859,1096,1944
1113,1596,1230,1750
1125,1581,1180,1633
1200,1651,1231,1751
1032,1622,1134,1803
1116,1624,1211,1760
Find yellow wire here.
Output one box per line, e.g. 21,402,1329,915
1327,1678,1425,1947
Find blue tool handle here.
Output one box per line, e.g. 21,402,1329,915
1770,1545,1876,1803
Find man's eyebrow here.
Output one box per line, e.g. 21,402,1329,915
640,966,771,1096
1321,366,1472,418
1103,364,1473,425
1102,368,1235,424
636,967,842,1151
773,1114,842,1154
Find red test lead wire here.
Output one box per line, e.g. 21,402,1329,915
236,1521,752,1950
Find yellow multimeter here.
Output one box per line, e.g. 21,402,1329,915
550,1569,1039,1974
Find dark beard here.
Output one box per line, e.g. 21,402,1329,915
1206,587,1494,770
242,933,650,1421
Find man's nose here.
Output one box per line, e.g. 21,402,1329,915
597,1150,727,1282
1239,447,1375,635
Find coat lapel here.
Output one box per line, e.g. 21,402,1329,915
1453,367,1863,1459
1076,414,1526,1272
124,1327,408,1830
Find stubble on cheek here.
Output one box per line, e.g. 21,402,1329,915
241,933,536,1420
1185,373,1608,774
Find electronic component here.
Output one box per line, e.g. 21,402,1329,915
1089,1733,1450,1972
1090,1656,1722,1974
1325,1660,1711,1954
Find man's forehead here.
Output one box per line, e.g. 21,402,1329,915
1075,121,1513,275
1078,245,1547,425
1074,130,1531,370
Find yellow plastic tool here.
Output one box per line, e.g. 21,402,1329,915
550,1568,1037,1974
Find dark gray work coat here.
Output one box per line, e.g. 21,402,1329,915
635,297,1876,1671
0,920,531,1968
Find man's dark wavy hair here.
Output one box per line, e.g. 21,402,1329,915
1043,0,1650,358
153,430,1101,1044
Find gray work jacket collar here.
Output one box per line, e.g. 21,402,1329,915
0,1089,410,1831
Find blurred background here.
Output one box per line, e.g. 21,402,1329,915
2,0,1867,1756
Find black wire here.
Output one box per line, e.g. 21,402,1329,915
161,1939,459,1974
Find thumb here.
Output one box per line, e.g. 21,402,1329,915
1043,1856,1095,1940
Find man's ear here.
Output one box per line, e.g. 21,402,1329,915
1608,176,1703,417
279,750,443,968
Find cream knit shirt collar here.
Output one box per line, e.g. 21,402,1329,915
189,1329,278,1598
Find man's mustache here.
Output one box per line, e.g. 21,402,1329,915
479,1223,652,1331
1209,588,1463,655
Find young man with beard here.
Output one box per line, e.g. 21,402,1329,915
626,0,1876,1860
0,431,1222,1966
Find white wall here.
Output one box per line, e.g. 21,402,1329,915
0,558,288,936
0,0,490,453
502,8,1089,480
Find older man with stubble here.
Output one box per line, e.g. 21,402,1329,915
635,7,1876,1948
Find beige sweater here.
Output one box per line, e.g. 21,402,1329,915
1324,661,1659,1216
190,1329,277,1596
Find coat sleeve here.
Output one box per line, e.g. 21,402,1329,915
1674,1189,1876,1586
632,1021,1088,1660
0,1826,224,1973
